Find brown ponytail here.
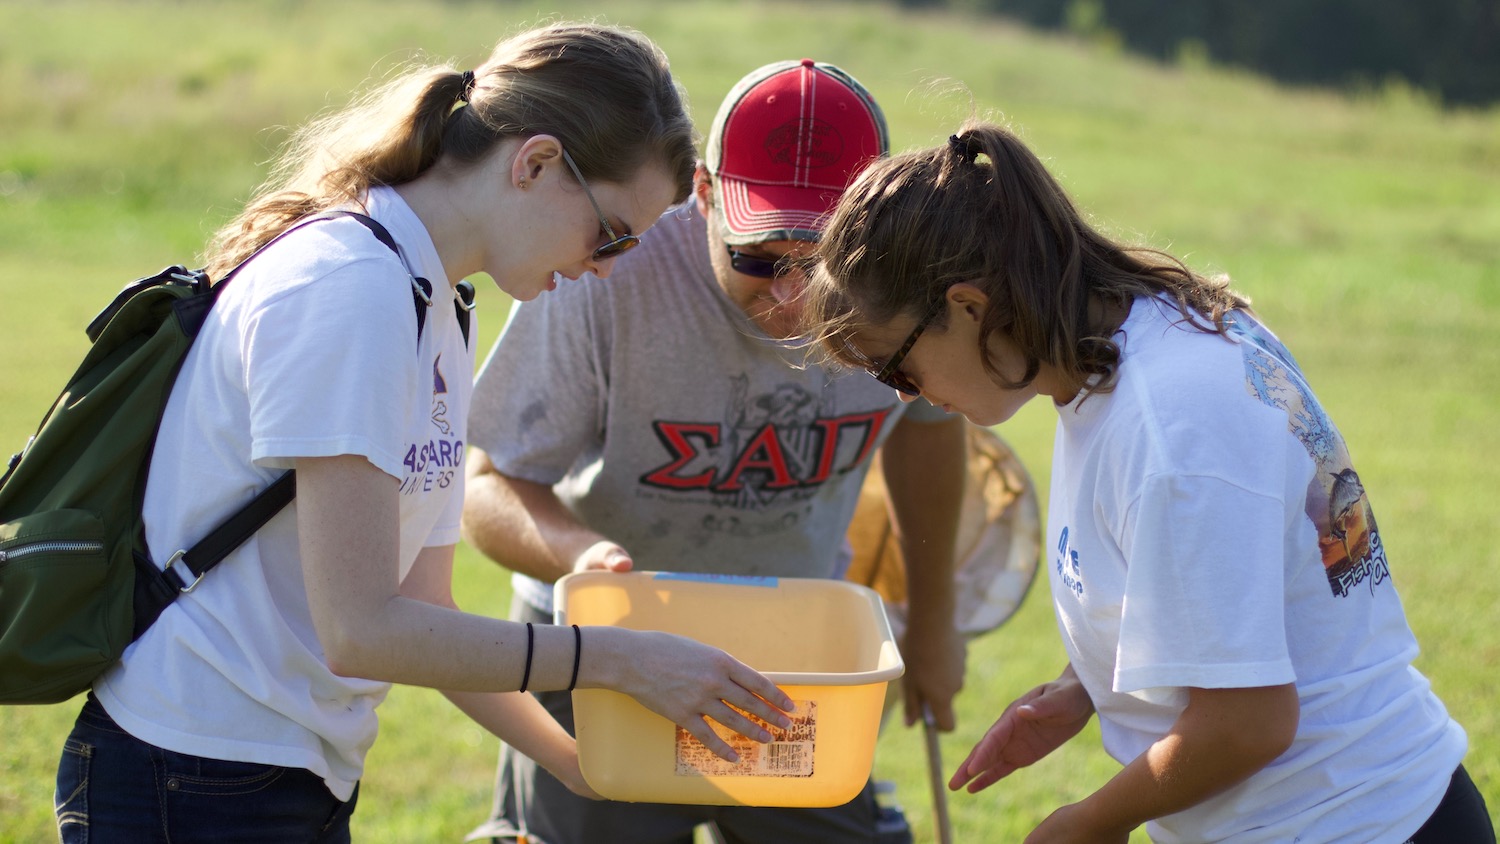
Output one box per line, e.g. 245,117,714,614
807,121,1251,401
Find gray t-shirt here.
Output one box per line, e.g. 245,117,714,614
469,201,946,611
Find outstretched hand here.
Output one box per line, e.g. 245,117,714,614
593,627,794,762
949,666,1095,794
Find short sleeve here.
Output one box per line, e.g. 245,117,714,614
468,284,608,485
243,258,419,479
1114,472,1297,694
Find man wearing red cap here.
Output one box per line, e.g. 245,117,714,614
463,59,967,844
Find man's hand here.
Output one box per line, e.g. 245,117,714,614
462,450,627,583
573,540,634,573
900,622,966,730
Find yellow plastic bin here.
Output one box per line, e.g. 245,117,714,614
554,570,904,807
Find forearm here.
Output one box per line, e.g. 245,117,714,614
341,607,793,765
881,415,966,630
879,415,967,725
300,455,790,762
461,450,608,582
322,583,722,705
1062,684,1299,837
300,455,616,691
443,688,592,796
323,593,588,690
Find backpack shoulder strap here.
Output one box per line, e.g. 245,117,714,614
219,210,438,346
251,211,473,348
156,211,461,591
159,471,296,593
454,280,475,348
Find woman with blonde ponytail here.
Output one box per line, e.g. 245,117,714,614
54,23,792,843
802,123,1488,843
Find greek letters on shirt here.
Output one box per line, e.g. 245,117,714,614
400,355,463,495
638,378,892,507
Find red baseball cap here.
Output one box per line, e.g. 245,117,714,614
706,59,889,245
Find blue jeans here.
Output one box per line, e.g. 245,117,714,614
55,694,358,843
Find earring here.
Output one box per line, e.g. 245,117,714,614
518,178,528,190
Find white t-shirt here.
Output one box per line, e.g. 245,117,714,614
1048,296,1465,842
95,188,477,801
468,201,946,613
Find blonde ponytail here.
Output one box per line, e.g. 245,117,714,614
206,22,696,279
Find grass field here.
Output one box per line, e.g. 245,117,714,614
1,1,1497,841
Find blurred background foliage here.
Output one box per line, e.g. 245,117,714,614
0,1,1496,841
895,0,1500,107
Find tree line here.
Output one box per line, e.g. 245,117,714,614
896,0,1500,107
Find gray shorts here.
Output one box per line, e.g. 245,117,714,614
464,598,902,844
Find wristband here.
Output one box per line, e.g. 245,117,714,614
519,621,535,693
567,624,582,692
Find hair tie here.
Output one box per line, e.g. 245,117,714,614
518,621,534,693
948,133,978,164
458,70,476,103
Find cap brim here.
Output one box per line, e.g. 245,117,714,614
715,175,841,245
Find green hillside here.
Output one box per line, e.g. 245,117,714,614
1,1,1496,841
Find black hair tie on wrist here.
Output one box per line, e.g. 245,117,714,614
948,133,979,164
567,624,582,692
458,70,476,103
519,621,534,693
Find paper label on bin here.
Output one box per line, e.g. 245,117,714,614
675,700,816,778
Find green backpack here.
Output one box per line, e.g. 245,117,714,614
0,212,472,704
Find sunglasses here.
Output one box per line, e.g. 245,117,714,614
865,298,945,397
726,246,816,280
560,148,641,261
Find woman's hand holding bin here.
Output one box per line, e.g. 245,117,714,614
582,626,794,762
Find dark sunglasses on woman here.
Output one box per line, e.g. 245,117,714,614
561,148,640,261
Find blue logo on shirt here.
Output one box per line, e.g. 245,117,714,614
1054,526,1084,597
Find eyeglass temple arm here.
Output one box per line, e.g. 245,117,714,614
559,150,618,240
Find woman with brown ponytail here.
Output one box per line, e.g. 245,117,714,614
53,23,791,843
801,123,1489,843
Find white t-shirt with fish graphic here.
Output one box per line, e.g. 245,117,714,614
1047,295,1465,843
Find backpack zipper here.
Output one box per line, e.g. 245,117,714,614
0,539,105,564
